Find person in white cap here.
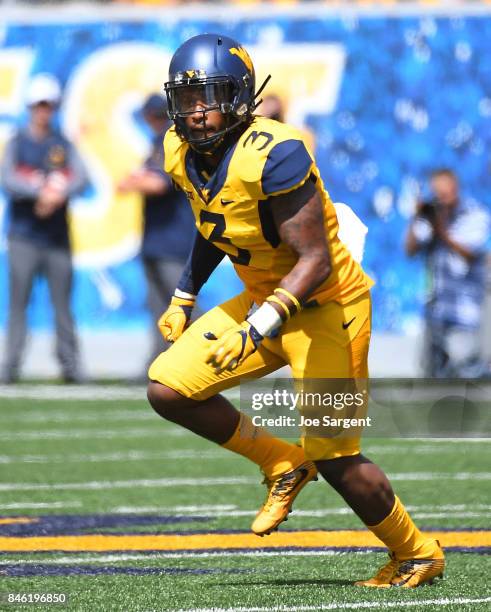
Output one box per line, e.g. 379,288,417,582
0,73,88,383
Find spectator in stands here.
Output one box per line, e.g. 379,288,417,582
0,73,88,384
118,93,195,373
406,168,491,377
259,93,285,122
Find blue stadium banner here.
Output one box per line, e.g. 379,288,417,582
1,8,490,333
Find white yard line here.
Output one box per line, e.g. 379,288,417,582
363,443,491,454
188,597,491,612
4,447,489,465
112,504,237,514
0,429,488,444
0,501,82,510
0,428,186,441
0,385,146,401
0,550,357,565
0,449,225,464
0,447,487,464
1,473,489,493
108,507,489,519
412,511,491,519
4,411,155,424
408,503,491,510
1,439,489,463
291,506,491,519
111,508,351,518
8,430,485,444
365,439,491,444
1,500,489,517
0,384,240,403
387,472,491,481
0,477,258,492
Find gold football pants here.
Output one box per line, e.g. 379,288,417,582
149,290,371,460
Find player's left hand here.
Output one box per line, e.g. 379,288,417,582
158,295,195,342
205,321,264,374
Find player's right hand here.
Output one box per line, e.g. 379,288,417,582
205,321,264,374
158,295,195,342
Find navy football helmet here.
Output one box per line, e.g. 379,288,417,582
164,34,257,153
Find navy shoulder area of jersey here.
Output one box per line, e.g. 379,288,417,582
261,139,313,197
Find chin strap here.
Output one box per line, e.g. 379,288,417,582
186,116,251,154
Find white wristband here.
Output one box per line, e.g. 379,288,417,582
174,288,196,300
247,302,283,337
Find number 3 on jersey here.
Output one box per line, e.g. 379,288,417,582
199,210,251,266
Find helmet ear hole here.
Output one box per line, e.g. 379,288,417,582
236,103,248,117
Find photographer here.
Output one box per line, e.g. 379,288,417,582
406,169,490,377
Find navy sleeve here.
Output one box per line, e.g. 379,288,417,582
261,139,312,196
177,231,225,295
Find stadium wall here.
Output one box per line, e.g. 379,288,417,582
1,4,490,377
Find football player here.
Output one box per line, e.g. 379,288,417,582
147,34,444,587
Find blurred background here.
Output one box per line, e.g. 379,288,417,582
1,0,491,380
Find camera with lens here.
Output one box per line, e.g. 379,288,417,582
419,199,437,223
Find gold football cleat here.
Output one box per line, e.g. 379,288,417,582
251,461,318,536
355,540,445,588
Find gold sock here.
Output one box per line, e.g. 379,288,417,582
368,496,438,560
222,412,306,478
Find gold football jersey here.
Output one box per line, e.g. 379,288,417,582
164,116,373,305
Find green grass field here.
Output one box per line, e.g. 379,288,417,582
0,384,490,611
